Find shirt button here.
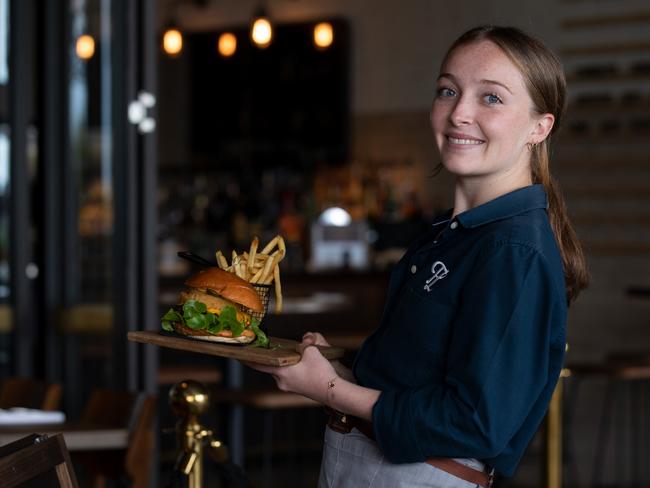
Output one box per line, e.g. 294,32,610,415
410,265,417,274
450,221,458,230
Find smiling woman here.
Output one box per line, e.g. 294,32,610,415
245,26,589,487
431,40,554,195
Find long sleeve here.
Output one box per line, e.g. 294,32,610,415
371,242,566,469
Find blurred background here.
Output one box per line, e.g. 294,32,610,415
0,0,649,486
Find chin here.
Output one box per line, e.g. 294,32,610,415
440,158,483,177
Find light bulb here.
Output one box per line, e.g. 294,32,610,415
251,17,272,48
218,32,237,57
313,22,333,49
76,35,95,60
163,28,183,56
319,207,352,227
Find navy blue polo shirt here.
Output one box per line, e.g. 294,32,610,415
353,185,567,476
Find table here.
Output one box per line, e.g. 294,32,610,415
0,424,129,451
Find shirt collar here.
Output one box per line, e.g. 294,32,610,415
455,184,548,229
431,210,452,227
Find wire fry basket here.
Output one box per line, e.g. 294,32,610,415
247,284,272,323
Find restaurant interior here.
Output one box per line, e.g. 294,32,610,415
0,0,649,486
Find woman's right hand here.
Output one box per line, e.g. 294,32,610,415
302,331,356,383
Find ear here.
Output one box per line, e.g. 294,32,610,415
529,113,555,144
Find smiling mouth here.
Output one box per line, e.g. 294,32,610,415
447,136,485,145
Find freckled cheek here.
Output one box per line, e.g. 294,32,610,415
430,108,447,148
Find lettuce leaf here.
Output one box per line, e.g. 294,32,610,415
250,318,269,348
161,300,267,345
218,306,244,337
161,309,183,331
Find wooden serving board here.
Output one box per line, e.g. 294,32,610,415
127,331,345,367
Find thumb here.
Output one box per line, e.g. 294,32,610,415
302,332,330,347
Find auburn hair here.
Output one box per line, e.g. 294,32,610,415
443,26,589,303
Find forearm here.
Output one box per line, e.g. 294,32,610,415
330,360,356,382
326,377,381,421
250,344,379,421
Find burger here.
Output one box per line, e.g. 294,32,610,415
161,267,268,346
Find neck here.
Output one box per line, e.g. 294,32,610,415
451,172,533,218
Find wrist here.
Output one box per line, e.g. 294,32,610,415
325,375,339,407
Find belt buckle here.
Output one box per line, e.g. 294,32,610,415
487,468,495,488
326,408,352,434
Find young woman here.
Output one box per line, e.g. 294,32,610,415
248,25,588,487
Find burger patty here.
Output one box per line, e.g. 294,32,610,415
180,288,254,326
172,322,255,342
180,289,240,311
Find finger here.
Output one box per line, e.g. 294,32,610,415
302,332,330,347
302,332,317,344
296,342,319,356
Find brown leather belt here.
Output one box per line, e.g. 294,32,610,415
325,408,494,488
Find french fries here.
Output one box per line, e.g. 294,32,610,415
214,235,286,313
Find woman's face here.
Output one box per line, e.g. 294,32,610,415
431,40,552,184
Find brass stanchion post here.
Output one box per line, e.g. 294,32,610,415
543,368,569,488
169,380,212,488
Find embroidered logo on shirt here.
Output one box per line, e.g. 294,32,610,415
424,261,449,291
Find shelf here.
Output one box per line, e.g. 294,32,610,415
561,41,650,56
560,11,650,29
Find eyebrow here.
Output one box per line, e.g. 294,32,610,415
437,73,513,94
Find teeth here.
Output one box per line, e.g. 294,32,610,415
449,137,483,145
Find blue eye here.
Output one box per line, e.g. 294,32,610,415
437,87,456,98
484,93,502,104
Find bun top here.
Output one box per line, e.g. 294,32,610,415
185,267,264,312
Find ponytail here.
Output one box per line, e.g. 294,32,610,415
531,142,589,304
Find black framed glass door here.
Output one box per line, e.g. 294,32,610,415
4,0,158,416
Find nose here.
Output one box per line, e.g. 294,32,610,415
449,95,474,126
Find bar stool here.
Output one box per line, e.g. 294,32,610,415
212,388,321,487
158,364,223,386
566,356,650,487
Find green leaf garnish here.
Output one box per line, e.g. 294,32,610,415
250,318,269,348
186,315,207,330
219,306,244,337
182,300,201,318
161,308,182,331
161,301,266,345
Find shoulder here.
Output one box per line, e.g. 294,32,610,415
475,208,559,260
468,209,566,294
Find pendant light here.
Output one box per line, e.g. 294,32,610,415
313,22,333,50
76,34,96,60
162,23,183,57
218,32,237,57
250,6,273,49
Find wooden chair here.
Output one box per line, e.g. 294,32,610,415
0,433,79,487
74,389,156,488
57,304,113,417
0,377,63,411
124,395,157,488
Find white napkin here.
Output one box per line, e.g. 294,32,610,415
0,408,66,425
